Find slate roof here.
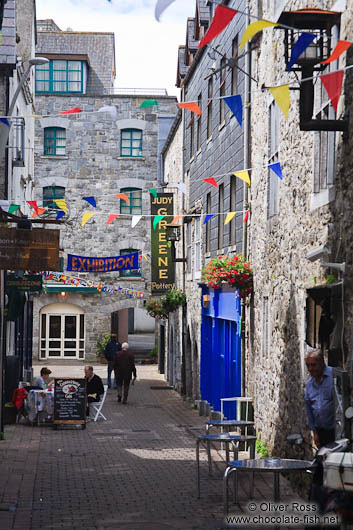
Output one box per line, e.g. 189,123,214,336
0,0,16,69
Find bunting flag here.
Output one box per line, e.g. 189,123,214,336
321,40,352,65
56,211,65,220
0,118,10,127
32,207,46,218
131,215,142,228
233,170,251,186
97,105,118,119
27,200,39,213
269,162,283,180
155,0,175,21
106,214,119,226
203,177,218,188
269,84,290,119
224,95,243,126
224,212,236,225
149,188,157,198
83,196,97,208
243,210,249,223
81,212,94,227
8,204,20,214
171,215,182,225
198,5,238,49
54,199,68,214
177,102,202,115
287,32,317,72
240,20,277,50
175,182,187,195
115,193,130,204
27,114,42,119
204,214,214,224
320,70,344,112
140,100,159,108
153,215,165,229
60,107,82,115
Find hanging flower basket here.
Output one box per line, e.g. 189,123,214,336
146,289,186,319
201,254,253,298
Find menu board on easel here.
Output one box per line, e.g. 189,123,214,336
53,378,86,428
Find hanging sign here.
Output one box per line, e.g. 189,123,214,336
67,251,139,273
7,274,42,293
0,228,59,271
151,193,175,294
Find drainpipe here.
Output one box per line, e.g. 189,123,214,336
241,0,251,397
181,91,187,397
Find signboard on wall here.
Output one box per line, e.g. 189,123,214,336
7,274,43,292
0,228,59,271
151,193,175,294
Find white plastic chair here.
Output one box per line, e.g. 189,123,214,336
89,385,108,422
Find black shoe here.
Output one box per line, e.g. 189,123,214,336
117,396,121,402
122,399,127,404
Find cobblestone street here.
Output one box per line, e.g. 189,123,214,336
0,366,305,530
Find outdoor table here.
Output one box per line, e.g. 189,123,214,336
205,419,255,435
25,389,54,425
196,434,256,498
223,458,315,515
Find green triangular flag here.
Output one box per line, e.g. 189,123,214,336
8,204,20,214
153,215,165,229
149,188,157,198
140,100,158,108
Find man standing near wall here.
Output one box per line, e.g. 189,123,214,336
113,342,136,404
104,334,121,389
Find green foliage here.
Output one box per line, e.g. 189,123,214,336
255,438,269,458
325,273,335,285
146,289,186,319
96,332,111,358
201,254,253,298
148,345,158,359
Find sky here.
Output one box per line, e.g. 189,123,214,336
36,0,194,97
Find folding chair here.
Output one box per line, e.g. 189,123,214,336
89,385,108,422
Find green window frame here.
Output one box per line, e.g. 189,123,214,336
120,248,141,278
43,186,65,209
35,60,84,94
120,129,143,157
120,187,142,215
44,127,66,156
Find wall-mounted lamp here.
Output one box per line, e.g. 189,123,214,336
165,225,187,263
60,291,67,298
202,294,211,308
320,261,346,273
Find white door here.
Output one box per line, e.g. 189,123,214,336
40,309,85,359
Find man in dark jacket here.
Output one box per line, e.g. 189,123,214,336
104,334,121,388
113,342,136,404
84,366,104,416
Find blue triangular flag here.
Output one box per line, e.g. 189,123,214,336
224,95,243,126
56,210,65,220
0,118,10,127
269,162,283,180
287,32,317,72
83,196,96,208
204,214,214,224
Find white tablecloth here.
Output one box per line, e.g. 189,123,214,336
25,389,54,423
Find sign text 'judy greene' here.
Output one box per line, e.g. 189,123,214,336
151,194,175,294
67,251,139,273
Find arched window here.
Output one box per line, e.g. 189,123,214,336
120,128,143,157
44,127,66,156
43,186,65,209
120,187,142,215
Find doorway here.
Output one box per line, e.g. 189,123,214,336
40,303,85,359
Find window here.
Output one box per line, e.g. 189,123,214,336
194,216,201,272
187,222,192,274
218,183,224,249
231,36,238,95
43,186,65,209
229,174,244,248
219,57,226,125
35,60,84,93
119,248,141,277
120,129,143,157
120,187,142,215
314,104,336,192
207,78,213,139
267,101,279,218
189,114,194,158
262,296,269,356
12,117,25,164
197,93,202,151
206,192,211,253
44,127,66,156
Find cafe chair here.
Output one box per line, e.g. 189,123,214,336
89,385,108,422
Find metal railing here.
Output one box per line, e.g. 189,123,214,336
108,87,169,96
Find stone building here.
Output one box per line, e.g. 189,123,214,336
32,20,177,361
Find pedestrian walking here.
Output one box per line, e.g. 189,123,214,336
104,333,121,388
113,342,136,404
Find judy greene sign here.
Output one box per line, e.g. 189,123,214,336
151,193,175,294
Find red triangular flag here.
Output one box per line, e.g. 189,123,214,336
243,210,249,223
27,200,38,213
320,70,344,112
60,107,82,114
106,214,119,226
115,193,130,204
203,177,218,188
32,207,46,218
198,5,238,48
321,41,352,64
177,102,202,115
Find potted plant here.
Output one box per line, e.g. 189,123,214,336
146,289,187,319
146,298,169,320
96,332,111,364
148,346,158,364
201,254,253,298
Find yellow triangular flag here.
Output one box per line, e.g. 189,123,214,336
81,212,94,227
224,212,236,225
233,170,251,187
27,114,43,119
54,199,68,214
269,84,290,120
240,20,277,49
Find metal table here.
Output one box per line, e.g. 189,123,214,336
223,458,315,514
206,419,255,434
196,434,256,498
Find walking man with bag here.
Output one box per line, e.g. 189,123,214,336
104,333,121,389
113,342,136,404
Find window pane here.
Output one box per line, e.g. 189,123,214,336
49,316,61,338
80,315,84,339
68,61,81,70
53,60,66,70
121,131,131,139
132,131,142,139
41,314,46,338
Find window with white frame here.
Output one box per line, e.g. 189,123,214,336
187,221,192,274
267,100,279,218
194,216,201,273
207,77,213,139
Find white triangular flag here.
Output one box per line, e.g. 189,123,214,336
175,182,187,195
131,215,142,228
97,105,118,120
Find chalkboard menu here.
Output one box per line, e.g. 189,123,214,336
53,378,86,427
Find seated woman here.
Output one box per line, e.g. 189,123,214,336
33,367,54,390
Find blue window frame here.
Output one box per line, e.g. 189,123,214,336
120,187,142,215
44,127,66,156
43,186,65,209
35,60,84,93
120,129,143,157
120,248,141,278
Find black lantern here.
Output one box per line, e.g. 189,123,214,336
165,225,187,263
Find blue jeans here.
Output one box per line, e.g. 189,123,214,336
107,361,117,388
